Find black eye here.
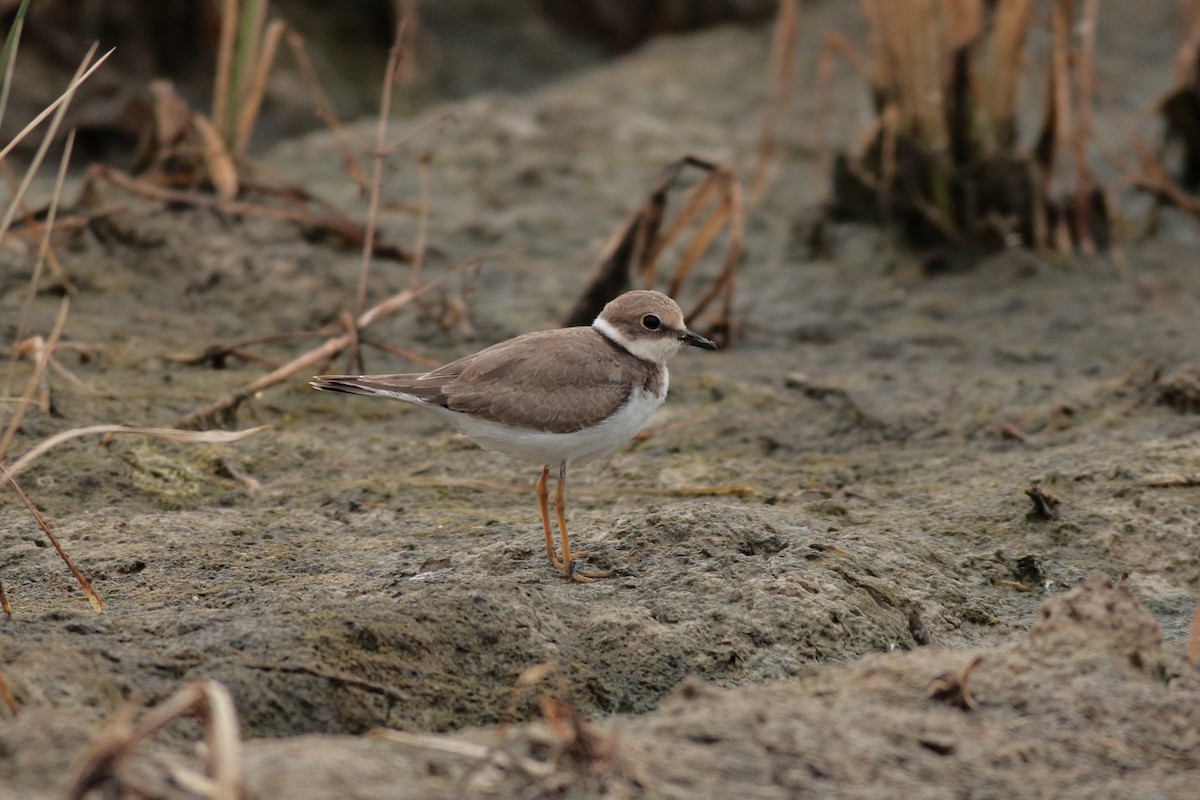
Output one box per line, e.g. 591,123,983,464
642,314,661,330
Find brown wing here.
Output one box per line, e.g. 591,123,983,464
439,328,637,433
314,328,646,434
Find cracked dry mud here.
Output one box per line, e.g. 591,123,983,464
3,2,1200,798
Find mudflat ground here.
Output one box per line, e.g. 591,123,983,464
2,2,1200,797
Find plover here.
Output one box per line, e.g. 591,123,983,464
311,290,717,582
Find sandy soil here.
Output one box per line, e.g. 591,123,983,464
3,1,1200,797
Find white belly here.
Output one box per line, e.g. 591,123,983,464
437,383,667,468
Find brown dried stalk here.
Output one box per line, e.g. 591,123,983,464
193,113,238,201
750,0,800,204
861,0,950,150
815,30,872,185
283,29,368,191
928,655,983,710
505,662,617,774
234,18,286,156
62,680,242,800
0,296,68,463
175,260,470,429
0,137,75,295
0,671,15,714
354,13,412,317
83,165,411,260
0,464,102,612
2,126,76,411
564,155,741,344
978,0,1032,152
832,0,1103,253
0,45,112,165
0,43,111,248
4,424,264,479
211,0,239,136
1071,0,1100,255
409,153,431,289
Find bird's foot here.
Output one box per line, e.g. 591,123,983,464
565,556,614,583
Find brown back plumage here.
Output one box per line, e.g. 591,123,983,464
312,327,665,433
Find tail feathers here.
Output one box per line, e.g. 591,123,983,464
310,374,442,405
310,376,387,398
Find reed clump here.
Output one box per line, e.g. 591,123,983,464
827,0,1107,256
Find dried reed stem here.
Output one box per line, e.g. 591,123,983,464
0,44,110,238
0,48,111,164
1072,0,1099,255
815,30,871,188
0,0,32,130
284,30,368,190
4,424,264,479
979,0,1032,152
63,680,243,800
0,296,68,463
234,18,286,156
211,0,240,135
355,15,410,317
175,257,474,429
410,153,431,288
0,464,103,612
750,0,799,204
0,671,15,713
6,126,75,386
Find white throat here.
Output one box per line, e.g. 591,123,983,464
593,317,681,365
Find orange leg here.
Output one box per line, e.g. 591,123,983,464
536,466,565,572
553,462,612,583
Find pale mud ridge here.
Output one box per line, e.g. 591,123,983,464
3,2,1200,798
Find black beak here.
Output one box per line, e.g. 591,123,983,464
680,329,718,350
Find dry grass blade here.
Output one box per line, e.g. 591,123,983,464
355,14,412,317
832,0,1103,254
234,18,287,156
503,662,618,781
666,190,730,298
283,30,367,190
0,46,112,164
978,0,1032,151
1071,0,1099,255
564,155,741,343
4,424,265,479
368,728,554,776
6,127,76,387
0,671,16,715
815,30,872,185
562,176,672,328
0,295,68,463
409,153,431,288
0,44,112,241
642,171,724,285
750,0,799,204
29,126,75,289
176,258,472,429
86,166,410,259
0,0,32,132
194,114,239,201
0,464,102,612
211,0,240,135
1175,0,1200,87
62,680,243,800
686,174,743,329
